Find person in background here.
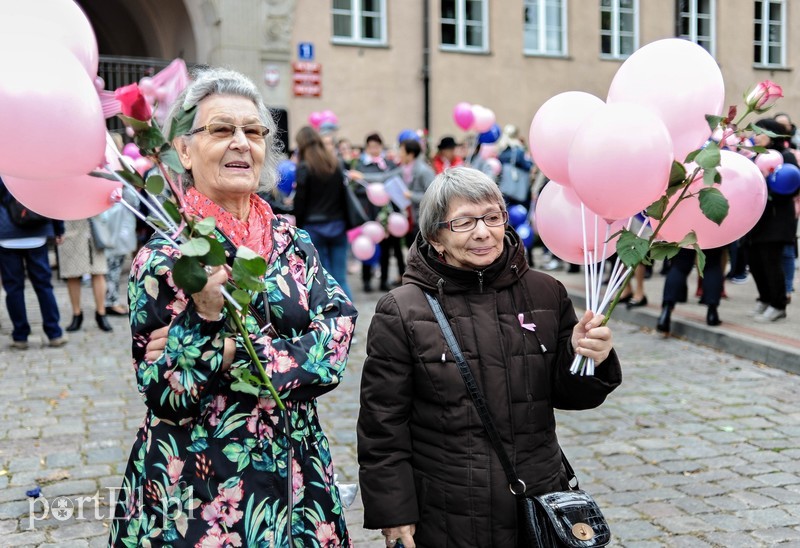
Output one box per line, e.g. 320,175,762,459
101,186,140,317
337,138,355,169
58,218,113,332
294,125,353,299
432,136,463,174
773,113,799,304
0,178,67,349
744,118,799,322
358,167,620,547
398,137,436,246
109,67,356,547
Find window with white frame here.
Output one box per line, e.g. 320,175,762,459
524,0,567,56
332,0,386,45
676,0,715,56
441,0,488,52
600,0,638,59
754,0,786,66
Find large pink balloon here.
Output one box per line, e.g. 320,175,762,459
351,235,377,261
568,102,673,221
387,212,410,237
2,174,122,220
361,221,386,244
535,183,626,264
607,38,724,163
0,37,106,179
0,1,99,76
529,91,605,185
754,149,783,176
654,151,767,249
453,102,475,131
366,183,391,207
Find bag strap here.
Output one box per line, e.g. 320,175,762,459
424,292,579,493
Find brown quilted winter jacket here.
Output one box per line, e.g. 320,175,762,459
357,230,622,547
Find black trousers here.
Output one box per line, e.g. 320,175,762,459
379,236,405,286
747,241,787,310
662,247,723,307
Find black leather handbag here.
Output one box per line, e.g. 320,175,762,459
425,293,611,548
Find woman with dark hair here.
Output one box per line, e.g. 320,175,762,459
744,118,799,322
294,125,353,299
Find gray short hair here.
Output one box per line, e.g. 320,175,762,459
418,166,505,242
163,67,282,192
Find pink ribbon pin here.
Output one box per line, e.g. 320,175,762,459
518,313,536,332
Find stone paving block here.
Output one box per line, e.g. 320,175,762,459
654,514,717,535
753,472,800,487
2,530,47,546
611,519,665,542
662,535,715,547
84,447,124,465
44,454,82,469
39,542,89,548
752,526,800,544
7,458,43,474
47,520,107,542
737,507,797,528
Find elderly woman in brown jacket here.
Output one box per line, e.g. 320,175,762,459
357,167,621,548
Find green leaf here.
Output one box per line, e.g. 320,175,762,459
202,237,227,266
705,114,724,131
684,149,701,163
235,246,261,262
118,115,150,132
698,187,729,225
695,141,721,170
117,169,146,189
162,200,183,225
649,242,681,261
168,104,198,142
677,231,698,248
669,161,687,187
179,238,211,257
616,229,651,268
645,196,669,221
90,170,120,182
232,260,266,291
702,167,718,187
172,256,207,294
750,124,783,138
134,126,167,154
194,217,216,236
231,289,251,309
145,175,165,195
748,146,768,154
694,245,706,274
159,147,185,174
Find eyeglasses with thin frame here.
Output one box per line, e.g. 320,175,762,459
437,210,509,233
185,122,270,141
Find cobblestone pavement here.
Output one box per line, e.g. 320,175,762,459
1,268,800,547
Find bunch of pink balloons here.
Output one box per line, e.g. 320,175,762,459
0,0,120,220
309,110,339,130
452,102,496,133
366,183,391,207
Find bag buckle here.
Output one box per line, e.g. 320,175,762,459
508,478,526,495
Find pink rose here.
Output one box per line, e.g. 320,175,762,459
744,80,783,113
114,83,153,122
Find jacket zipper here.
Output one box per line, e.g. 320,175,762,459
477,270,484,293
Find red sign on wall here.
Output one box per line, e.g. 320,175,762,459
292,62,321,97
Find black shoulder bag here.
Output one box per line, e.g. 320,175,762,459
424,292,611,548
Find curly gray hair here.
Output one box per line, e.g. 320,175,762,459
418,166,505,243
163,66,282,192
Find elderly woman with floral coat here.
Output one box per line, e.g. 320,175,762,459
109,68,356,547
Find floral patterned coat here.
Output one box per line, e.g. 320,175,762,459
110,216,357,548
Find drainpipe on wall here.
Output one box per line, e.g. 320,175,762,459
422,0,431,144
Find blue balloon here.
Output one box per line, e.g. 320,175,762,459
516,223,535,248
478,123,502,144
397,129,418,144
363,242,381,265
767,163,800,195
277,160,296,194
508,204,528,227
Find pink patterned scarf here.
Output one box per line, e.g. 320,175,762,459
182,187,275,260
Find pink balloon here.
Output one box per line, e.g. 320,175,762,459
346,225,363,244
754,149,784,176
351,235,377,261
387,212,410,238
453,102,475,131
472,105,496,134
534,183,626,264
138,77,155,97
2,173,121,220
94,76,105,92
568,102,673,220
607,38,725,163
122,143,142,161
320,109,338,126
529,92,605,185
654,150,767,249
361,221,386,244
0,2,99,76
134,157,153,175
308,111,323,129
486,157,502,176
155,86,170,103
479,144,498,160
366,183,391,207
0,37,106,179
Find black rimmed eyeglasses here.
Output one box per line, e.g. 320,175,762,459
185,122,270,141
437,210,509,232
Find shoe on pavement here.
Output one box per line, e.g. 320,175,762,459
747,301,768,317
753,306,787,323
729,273,749,285
10,340,28,350
48,336,68,347
542,258,561,271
